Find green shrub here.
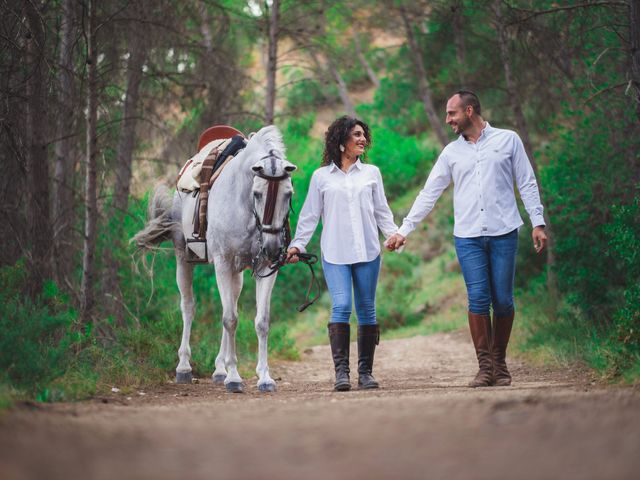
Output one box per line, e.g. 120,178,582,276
604,192,640,375
0,262,80,396
376,251,423,329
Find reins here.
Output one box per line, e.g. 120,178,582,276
292,252,320,312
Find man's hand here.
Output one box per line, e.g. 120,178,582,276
286,247,300,264
532,226,547,254
384,233,406,252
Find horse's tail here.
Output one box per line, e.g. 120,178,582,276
131,184,180,250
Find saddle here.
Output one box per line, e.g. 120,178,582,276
177,125,246,263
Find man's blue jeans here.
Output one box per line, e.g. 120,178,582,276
322,255,381,325
454,229,518,317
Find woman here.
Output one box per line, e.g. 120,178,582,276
287,116,398,391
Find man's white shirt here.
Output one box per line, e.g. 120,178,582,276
398,123,545,239
290,160,398,264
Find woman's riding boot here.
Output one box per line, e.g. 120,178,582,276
328,322,351,391
492,310,514,386
357,324,380,389
468,312,494,387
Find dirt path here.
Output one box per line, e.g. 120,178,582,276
1,331,639,480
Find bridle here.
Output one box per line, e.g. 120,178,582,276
250,161,319,312
251,169,292,277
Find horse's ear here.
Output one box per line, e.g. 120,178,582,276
284,161,297,173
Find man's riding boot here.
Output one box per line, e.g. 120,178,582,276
492,310,515,386
328,323,351,391
468,312,494,387
357,324,380,389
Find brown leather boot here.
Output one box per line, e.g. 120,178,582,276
357,324,380,389
328,323,351,391
492,310,514,386
468,312,494,387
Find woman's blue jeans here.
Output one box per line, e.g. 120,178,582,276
454,229,518,317
322,255,381,325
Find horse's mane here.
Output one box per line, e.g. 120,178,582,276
250,125,286,155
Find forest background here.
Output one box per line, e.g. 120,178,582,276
1,0,639,406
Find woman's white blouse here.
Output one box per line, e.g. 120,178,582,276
289,160,398,265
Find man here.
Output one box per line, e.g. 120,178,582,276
385,90,547,387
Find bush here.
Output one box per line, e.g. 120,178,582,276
604,192,640,375
0,262,80,396
376,252,423,329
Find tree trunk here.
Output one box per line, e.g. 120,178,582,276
327,57,356,117
80,0,98,325
53,0,76,288
493,0,558,303
399,5,448,148
451,0,467,86
24,1,52,298
631,0,640,122
265,0,279,124
354,30,380,88
103,9,148,326
199,2,232,125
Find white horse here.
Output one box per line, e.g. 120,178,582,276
133,126,296,393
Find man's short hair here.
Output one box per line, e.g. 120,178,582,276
455,90,481,116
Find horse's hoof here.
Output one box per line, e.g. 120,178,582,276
175,371,192,384
258,383,276,393
225,382,244,393
212,374,227,385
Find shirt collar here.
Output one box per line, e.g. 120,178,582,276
329,158,363,173
459,121,493,143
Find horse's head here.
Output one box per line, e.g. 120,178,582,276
248,126,297,261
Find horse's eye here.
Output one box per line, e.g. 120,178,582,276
254,192,262,200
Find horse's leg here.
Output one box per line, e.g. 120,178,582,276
215,264,244,393
255,274,278,392
175,253,195,384
211,329,228,384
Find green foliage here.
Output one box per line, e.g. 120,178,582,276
375,251,423,329
604,192,640,375
542,104,638,320
0,262,81,397
285,78,335,114
366,124,438,198
286,112,316,138
363,77,428,136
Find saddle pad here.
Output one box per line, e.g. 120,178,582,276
176,138,232,192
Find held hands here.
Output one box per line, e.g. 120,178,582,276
532,226,547,254
384,233,407,252
286,247,300,264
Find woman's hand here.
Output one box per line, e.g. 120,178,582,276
286,247,300,264
384,233,406,251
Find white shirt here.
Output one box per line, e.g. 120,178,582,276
398,123,545,238
290,160,398,264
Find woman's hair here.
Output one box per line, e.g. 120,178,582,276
321,116,372,168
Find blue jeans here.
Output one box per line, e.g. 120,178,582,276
454,229,518,317
322,256,381,325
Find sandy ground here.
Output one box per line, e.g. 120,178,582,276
1,330,639,480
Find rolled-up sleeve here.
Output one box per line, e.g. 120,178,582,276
398,154,451,237
511,134,545,228
372,167,398,238
289,172,322,253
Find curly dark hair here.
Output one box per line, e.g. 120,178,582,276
321,116,372,168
